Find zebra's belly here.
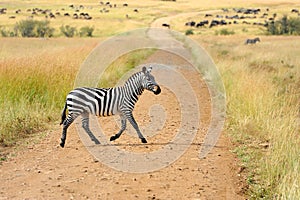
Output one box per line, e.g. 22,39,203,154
66,96,120,117
66,87,122,117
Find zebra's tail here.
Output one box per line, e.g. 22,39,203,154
60,101,67,125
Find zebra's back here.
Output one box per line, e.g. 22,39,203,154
66,87,122,117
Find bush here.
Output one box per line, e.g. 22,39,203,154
36,21,54,37
60,25,77,37
0,27,11,37
288,17,300,35
79,26,94,37
216,28,235,35
267,15,300,35
15,19,36,37
185,29,194,35
14,19,54,38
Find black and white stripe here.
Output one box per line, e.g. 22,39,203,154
59,66,161,148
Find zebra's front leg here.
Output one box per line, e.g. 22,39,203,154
82,113,100,145
127,113,147,143
110,116,126,141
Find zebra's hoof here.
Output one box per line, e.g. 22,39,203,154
60,142,65,148
141,138,147,143
93,139,100,144
110,136,116,141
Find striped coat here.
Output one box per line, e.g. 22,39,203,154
60,66,161,147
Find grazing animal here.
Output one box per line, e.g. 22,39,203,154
162,23,170,28
185,21,196,26
49,13,55,19
245,37,260,44
0,8,7,14
209,20,226,28
196,22,204,27
59,66,161,148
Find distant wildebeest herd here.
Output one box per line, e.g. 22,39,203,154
183,7,300,29
0,1,138,21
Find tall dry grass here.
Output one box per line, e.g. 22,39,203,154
196,35,300,199
0,38,98,146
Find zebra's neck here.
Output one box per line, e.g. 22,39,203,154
123,72,144,100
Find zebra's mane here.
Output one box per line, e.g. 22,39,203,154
123,70,144,86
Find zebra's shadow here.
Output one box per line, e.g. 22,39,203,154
90,142,225,149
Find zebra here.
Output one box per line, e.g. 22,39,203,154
245,37,261,44
59,66,161,148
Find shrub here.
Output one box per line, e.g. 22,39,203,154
60,25,77,37
0,27,10,37
288,17,300,35
14,19,54,37
36,21,54,37
267,15,300,35
216,28,235,35
185,29,194,35
15,19,36,37
79,26,94,37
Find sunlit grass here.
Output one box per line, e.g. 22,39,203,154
195,35,300,199
0,38,98,146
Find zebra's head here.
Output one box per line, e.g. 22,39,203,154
141,66,161,95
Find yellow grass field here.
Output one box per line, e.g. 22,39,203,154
0,0,299,199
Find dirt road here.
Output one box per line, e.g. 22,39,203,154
0,11,245,200
0,50,245,199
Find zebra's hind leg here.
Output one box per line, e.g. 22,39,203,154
110,116,126,141
60,113,79,148
81,112,100,145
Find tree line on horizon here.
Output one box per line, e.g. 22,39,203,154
0,19,94,38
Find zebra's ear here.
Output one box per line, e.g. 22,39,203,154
142,66,147,74
147,66,152,73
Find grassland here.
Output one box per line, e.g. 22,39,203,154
0,38,98,146
171,4,300,36
0,0,300,199
195,35,300,199
1,0,299,37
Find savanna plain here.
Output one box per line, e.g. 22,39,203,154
0,0,299,199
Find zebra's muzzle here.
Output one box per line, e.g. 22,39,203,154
153,85,161,95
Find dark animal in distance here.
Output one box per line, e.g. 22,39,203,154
162,23,170,28
185,21,196,26
245,37,261,44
